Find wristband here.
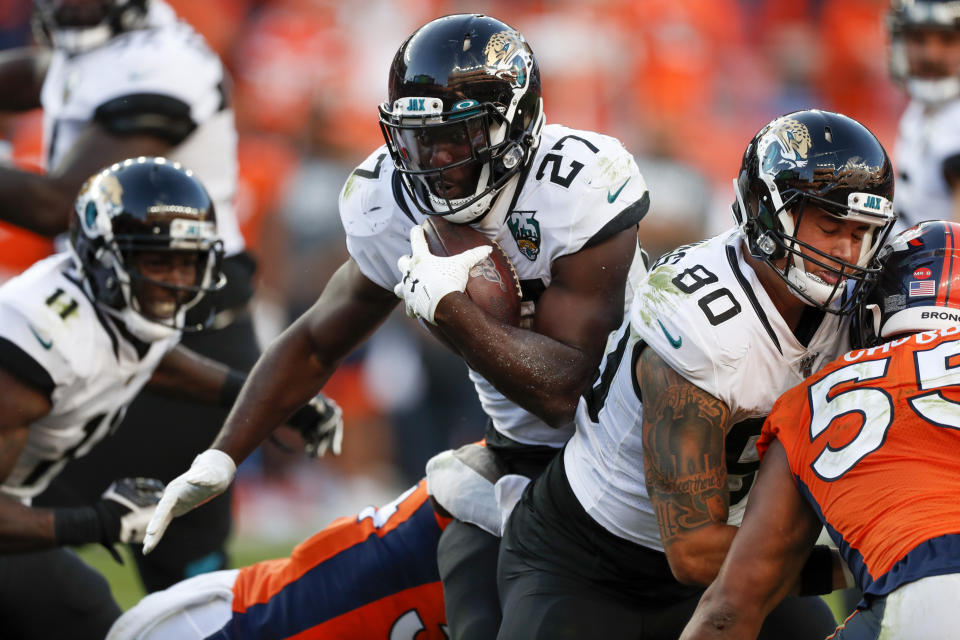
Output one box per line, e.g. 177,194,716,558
799,545,834,596
219,369,247,408
53,506,102,546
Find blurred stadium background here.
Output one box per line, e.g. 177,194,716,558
1,0,901,615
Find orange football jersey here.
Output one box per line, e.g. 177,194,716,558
227,479,449,638
759,327,960,597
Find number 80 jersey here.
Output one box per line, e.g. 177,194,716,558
565,228,850,551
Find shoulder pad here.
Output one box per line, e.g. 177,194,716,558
528,125,648,212
339,148,405,238
630,234,750,389
68,24,225,124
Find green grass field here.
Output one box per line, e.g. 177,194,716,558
79,536,301,611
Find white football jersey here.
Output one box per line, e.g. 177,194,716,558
892,98,960,232
340,123,649,447
564,229,851,550
39,0,244,256
0,254,179,500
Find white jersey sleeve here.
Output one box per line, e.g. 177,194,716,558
0,257,92,394
504,125,649,265
893,98,960,231
339,148,411,293
49,29,223,128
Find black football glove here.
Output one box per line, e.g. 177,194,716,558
286,393,344,458
55,477,165,564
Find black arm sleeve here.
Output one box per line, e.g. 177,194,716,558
0,337,55,399
93,93,197,145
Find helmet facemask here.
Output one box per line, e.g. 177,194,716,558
736,183,895,314
380,94,542,224
32,0,148,54
378,14,544,225
734,111,897,315
113,222,224,332
69,158,225,342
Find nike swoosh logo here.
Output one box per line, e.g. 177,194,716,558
28,324,53,350
657,319,682,349
607,177,631,203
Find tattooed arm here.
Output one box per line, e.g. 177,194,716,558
639,346,738,586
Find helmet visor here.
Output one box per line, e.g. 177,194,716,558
384,110,492,200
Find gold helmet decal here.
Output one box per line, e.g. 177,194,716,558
98,174,124,209
759,117,813,176
770,117,812,161
484,30,530,89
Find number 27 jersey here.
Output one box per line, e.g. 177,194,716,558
339,123,648,448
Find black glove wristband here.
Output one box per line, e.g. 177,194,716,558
53,506,102,546
286,403,313,430
799,545,835,596
219,369,247,408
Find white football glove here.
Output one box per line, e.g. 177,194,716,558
287,393,344,458
142,449,236,554
393,225,492,324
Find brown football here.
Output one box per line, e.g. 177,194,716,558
421,216,522,327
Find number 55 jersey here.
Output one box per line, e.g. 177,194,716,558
565,228,851,552
759,327,960,598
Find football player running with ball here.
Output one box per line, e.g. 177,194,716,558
142,13,649,639
497,109,898,639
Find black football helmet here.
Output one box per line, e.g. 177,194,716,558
733,109,896,315
33,0,148,54
888,0,960,104
69,157,224,341
378,14,544,224
852,220,960,348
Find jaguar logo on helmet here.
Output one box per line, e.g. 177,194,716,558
98,173,125,215
484,30,530,89
760,118,812,177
